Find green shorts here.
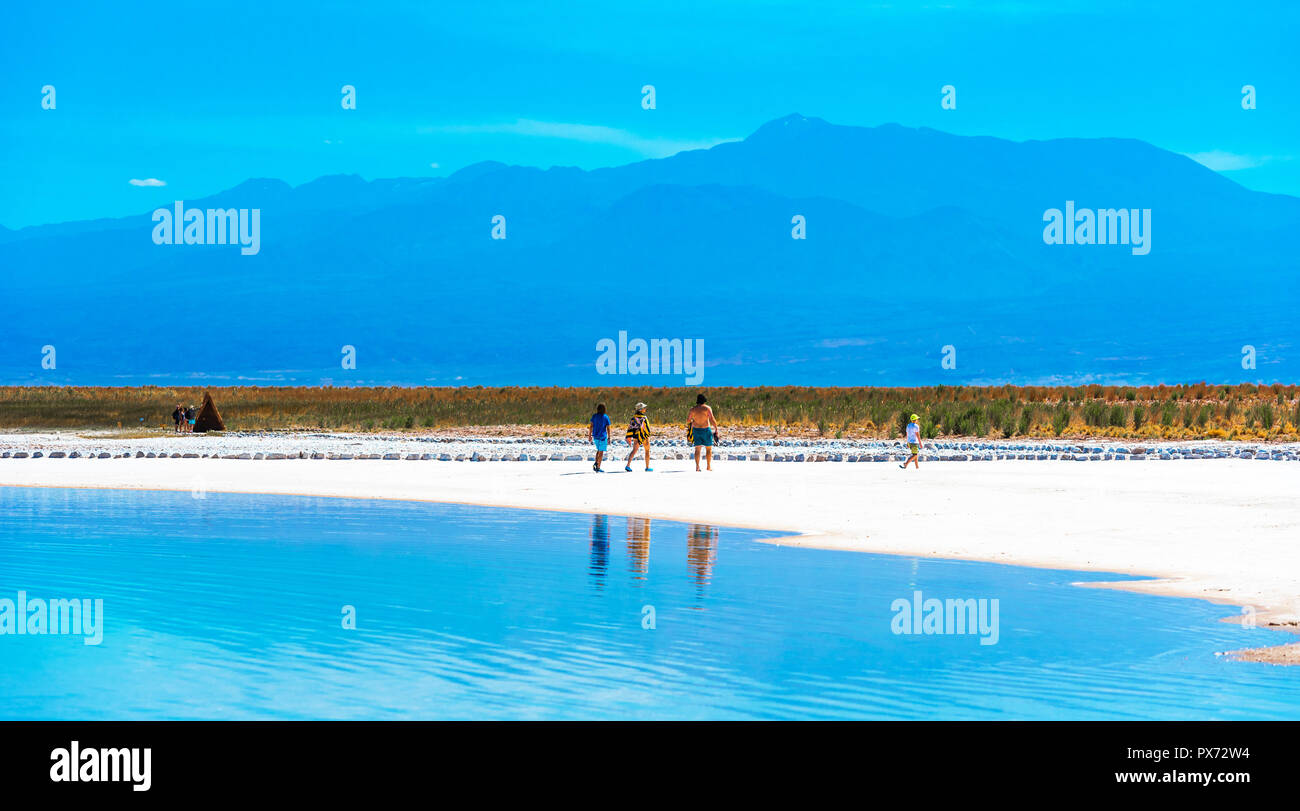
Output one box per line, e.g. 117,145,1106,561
908,442,920,455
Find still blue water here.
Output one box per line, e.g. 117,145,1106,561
1,486,1296,720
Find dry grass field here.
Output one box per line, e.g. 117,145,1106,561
2,384,1298,441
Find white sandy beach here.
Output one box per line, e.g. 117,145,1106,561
3,453,1299,658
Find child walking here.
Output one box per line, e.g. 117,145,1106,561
900,413,922,469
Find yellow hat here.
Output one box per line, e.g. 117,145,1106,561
910,413,919,421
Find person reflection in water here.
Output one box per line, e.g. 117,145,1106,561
686,524,718,597
626,517,651,581
589,514,610,588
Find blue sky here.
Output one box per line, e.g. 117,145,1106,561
2,0,1296,228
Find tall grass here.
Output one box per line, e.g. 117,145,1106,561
0,383,1297,441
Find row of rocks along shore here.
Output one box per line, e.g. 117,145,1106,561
2,432,1298,463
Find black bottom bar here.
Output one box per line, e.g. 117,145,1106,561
1,721,1284,798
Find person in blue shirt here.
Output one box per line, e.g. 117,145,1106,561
588,402,612,472
900,413,922,470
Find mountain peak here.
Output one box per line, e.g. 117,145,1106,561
294,173,367,191
214,178,293,197
748,114,832,140
449,160,510,182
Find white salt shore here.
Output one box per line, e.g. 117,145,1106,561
2,449,1299,661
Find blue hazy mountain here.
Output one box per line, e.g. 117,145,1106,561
2,114,1296,387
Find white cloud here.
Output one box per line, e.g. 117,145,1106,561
128,178,166,187
418,119,736,158
1183,151,1269,172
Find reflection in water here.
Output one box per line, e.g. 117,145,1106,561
5,490,1300,720
686,524,719,594
626,517,651,581
588,514,610,588
590,515,719,595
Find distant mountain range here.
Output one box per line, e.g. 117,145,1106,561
2,114,1296,387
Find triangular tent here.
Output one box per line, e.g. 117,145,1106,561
193,391,226,432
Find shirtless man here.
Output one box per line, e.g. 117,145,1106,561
688,393,718,472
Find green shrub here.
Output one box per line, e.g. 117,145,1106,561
1017,407,1033,436
1052,407,1070,436
1108,405,1127,428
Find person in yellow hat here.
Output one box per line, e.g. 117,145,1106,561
900,413,922,469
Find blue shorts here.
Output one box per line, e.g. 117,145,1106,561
692,428,713,447
593,438,608,452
